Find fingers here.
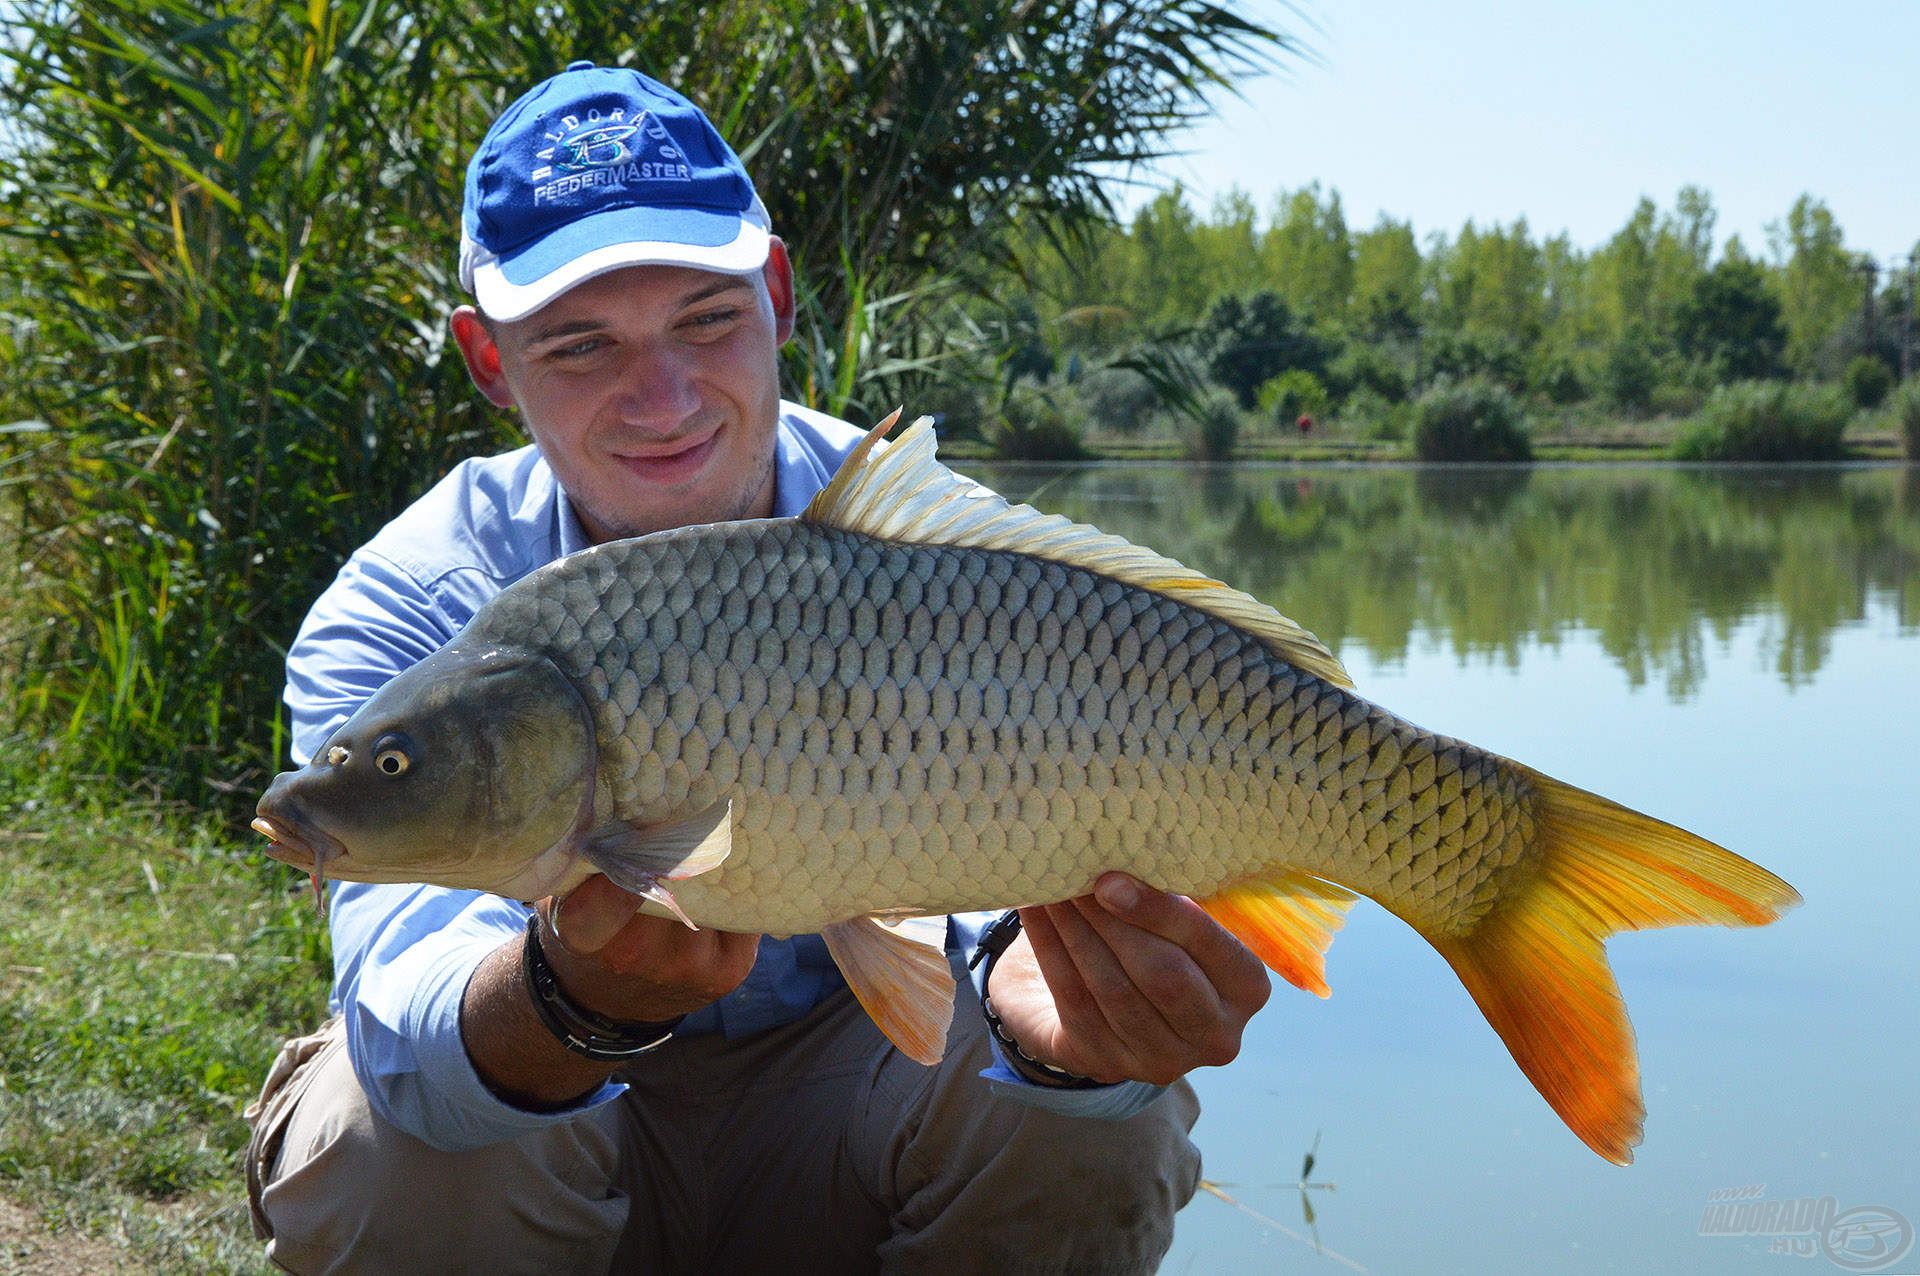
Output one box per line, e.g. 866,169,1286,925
1091,873,1272,1020
540,874,761,1020
1016,874,1272,1085
1015,903,1134,1084
1038,898,1195,1079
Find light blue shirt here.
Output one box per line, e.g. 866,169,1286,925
285,401,1163,1151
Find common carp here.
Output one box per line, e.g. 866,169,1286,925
254,413,1799,1164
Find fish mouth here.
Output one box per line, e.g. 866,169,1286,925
252,806,349,911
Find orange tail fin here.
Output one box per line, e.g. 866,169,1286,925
1429,772,1800,1164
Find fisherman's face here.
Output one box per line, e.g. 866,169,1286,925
452,242,797,542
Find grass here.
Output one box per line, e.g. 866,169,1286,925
0,778,330,1273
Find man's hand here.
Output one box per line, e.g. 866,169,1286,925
460,873,759,1110
986,872,1271,1088
537,873,761,1023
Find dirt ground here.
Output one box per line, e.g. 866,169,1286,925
0,1196,125,1276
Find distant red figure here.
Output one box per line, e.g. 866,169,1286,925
1296,413,1314,435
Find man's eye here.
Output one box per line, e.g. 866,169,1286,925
547,337,605,360
687,308,742,330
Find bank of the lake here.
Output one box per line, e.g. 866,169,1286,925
938,414,1910,464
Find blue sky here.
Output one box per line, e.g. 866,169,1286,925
1122,0,1919,265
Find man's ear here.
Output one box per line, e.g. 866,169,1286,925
764,236,797,347
451,306,517,408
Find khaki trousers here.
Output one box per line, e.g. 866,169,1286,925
246,985,1201,1275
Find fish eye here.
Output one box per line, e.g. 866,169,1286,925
372,734,413,778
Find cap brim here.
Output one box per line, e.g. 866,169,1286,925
472,204,771,323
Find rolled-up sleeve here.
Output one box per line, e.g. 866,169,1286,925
287,548,625,1151
327,881,625,1151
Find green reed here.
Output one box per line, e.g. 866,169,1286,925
0,0,1289,807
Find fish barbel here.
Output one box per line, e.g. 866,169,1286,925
254,413,1799,1164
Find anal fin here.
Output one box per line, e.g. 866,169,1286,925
821,915,955,1065
1195,869,1359,999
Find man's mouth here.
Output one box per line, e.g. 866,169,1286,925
612,427,720,484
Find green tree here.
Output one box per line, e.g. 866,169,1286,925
1352,216,1423,341
1428,219,1545,348
1674,252,1787,379
1124,187,1218,332
1202,291,1330,408
1259,184,1354,320
1844,355,1893,409
1585,190,1712,353
1769,194,1864,377
1604,323,1658,414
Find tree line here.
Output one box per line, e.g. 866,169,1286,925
1002,182,1919,443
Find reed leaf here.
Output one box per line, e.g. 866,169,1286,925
0,0,1295,806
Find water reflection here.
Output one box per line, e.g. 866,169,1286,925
958,462,1920,700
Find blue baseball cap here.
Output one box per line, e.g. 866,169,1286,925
458,61,772,322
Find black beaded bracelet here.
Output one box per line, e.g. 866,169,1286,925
970,911,1106,1090
520,912,684,1062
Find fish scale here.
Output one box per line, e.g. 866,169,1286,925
256,414,1798,1164
466,520,1531,941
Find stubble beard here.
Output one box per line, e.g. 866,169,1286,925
586,445,777,543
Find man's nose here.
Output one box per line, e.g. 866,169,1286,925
611,344,700,429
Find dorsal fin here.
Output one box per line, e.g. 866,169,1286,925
803,413,1353,689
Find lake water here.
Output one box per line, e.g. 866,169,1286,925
956,461,1920,1275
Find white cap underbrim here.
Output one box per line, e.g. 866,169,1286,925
460,197,772,323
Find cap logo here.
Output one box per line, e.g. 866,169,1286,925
528,108,693,206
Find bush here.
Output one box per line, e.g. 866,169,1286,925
1344,387,1411,441
1649,382,1706,418
1410,380,1534,462
1531,353,1587,406
988,391,1090,460
1186,389,1243,461
1845,355,1895,410
1672,381,1853,461
1257,369,1329,425
1328,343,1409,404
1891,380,1920,459
1072,366,1161,435
1603,325,1658,414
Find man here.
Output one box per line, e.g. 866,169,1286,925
246,62,1270,1274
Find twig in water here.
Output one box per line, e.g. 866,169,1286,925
1196,1181,1368,1274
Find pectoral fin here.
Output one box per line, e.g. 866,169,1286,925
583,800,733,930
821,915,955,1065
